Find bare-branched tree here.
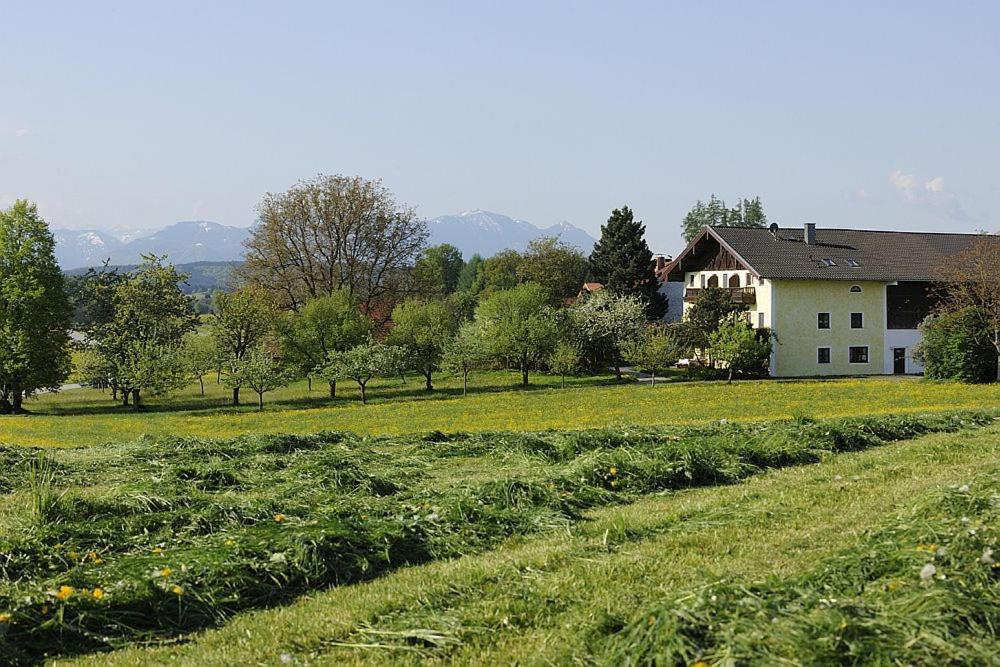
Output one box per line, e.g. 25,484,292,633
240,175,427,320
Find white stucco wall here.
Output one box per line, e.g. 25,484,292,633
884,330,925,374
659,282,685,323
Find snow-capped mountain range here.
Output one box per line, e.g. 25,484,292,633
52,211,597,270
53,221,252,270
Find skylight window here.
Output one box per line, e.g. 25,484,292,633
847,259,861,267
822,258,836,267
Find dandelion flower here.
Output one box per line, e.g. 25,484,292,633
224,539,236,547
56,585,75,601
68,551,79,561
92,588,104,600
274,513,286,523
152,547,164,554
609,466,618,475
919,564,936,581
171,585,184,596
154,567,172,578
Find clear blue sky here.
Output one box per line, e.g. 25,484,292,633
1,1,997,255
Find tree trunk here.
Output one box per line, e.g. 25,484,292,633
650,370,656,387
112,385,118,400
424,371,433,392
232,387,240,406
561,373,565,389
131,389,141,410
0,393,10,415
463,371,468,396
727,365,734,384
614,363,622,380
521,364,529,386
307,376,312,391
199,376,205,396
11,388,23,414
122,390,130,407
359,382,367,404
329,381,336,398
258,392,264,411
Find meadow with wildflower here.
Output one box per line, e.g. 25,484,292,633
2,373,999,448
0,409,996,664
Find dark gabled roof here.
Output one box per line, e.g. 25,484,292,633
666,225,991,282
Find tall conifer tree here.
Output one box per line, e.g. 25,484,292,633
588,206,666,320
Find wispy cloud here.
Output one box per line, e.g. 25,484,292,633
887,169,971,222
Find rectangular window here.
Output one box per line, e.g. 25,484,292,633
700,274,706,288
689,274,694,286
849,346,869,364
817,347,831,364
758,275,765,286
817,312,830,329
851,312,863,329
758,312,765,328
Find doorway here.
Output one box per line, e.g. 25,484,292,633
893,348,906,374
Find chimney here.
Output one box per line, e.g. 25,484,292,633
803,222,816,245
654,254,666,271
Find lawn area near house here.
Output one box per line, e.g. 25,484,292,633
2,373,1000,448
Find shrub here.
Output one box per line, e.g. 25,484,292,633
916,308,998,383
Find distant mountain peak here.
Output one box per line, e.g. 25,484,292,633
53,220,252,270
427,211,596,257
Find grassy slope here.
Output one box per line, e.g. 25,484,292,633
4,373,1000,447
68,423,1000,666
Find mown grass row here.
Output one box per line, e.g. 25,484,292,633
600,471,1000,665
0,410,995,663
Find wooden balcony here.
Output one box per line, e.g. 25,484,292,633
683,286,756,304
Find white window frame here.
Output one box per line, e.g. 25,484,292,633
817,346,831,364
848,345,870,364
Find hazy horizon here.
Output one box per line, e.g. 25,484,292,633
3,1,998,257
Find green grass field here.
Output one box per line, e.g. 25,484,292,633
1,375,998,664
3,372,999,447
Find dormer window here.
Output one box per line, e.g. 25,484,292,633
822,258,836,267
847,259,860,267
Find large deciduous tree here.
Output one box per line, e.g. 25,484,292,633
413,244,465,295
708,313,772,383
240,174,427,317
588,206,667,319
517,236,589,305
387,298,457,391
0,200,73,413
934,232,1000,380
476,283,558,386
211,284,276,406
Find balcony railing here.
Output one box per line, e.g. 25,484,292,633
683,286,756,304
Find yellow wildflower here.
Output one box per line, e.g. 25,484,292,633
86,551,102,564
224,539,236,547
693,661,711,667
152,547,164,554
68,551,79,561
56,585,75,601
92,588,104,600
156,567,172,578
0,613,10,624
274,513,286,523
609,466,618,475
887,580,904,591
171,585,184,596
